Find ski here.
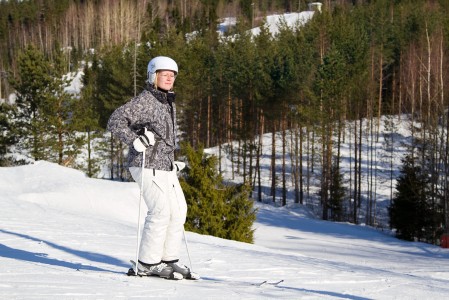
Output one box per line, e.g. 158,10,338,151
200,277,283,288
185,271,200,280
256,279,284,287
127,260,183,280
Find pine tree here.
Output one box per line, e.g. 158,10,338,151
179,142,256,243
10,45,80,165
72,57,104,177
40,45,78,165
11,45,54,161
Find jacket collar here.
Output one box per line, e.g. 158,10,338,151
146,84,176,105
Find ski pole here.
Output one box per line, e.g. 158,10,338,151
182,228,193,273
134,149,146,275
173,162,194,274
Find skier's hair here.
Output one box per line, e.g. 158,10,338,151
153,71,158,88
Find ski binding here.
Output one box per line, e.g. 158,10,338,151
127,260,183,280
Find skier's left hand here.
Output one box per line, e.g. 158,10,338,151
174,161,186,171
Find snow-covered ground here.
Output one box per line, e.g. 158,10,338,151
204,114,413,230
1,161,449,299
250,11,315,36
2,8,449,299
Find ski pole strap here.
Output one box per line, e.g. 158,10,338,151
139,135,151,147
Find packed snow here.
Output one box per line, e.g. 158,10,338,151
1,161,449,299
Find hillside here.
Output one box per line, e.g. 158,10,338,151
1,161,449,299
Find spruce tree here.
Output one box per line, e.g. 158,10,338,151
328,162,347,222
179,142,256,243
389,155,434,241
96,45,136,180
96,45,135,128
0,101,18,166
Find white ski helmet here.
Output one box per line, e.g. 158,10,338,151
147,56,178,84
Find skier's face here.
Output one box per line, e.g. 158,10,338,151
156,70,176,91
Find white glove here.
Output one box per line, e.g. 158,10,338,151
133,128,155,152
174,161,186,171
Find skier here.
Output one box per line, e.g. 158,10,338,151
107,56,194,279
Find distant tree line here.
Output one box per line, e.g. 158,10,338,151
0,0,308,76
1,0,449,245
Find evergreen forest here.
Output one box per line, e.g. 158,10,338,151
1,0,449,245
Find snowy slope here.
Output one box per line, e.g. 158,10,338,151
2,9,449,299
1,161,449,299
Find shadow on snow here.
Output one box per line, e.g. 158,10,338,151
0,229,126,274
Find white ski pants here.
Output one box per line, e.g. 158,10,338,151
129,166,187,264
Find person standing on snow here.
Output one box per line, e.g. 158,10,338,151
107,56,194,279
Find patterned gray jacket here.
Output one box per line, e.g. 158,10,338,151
107,86,177,171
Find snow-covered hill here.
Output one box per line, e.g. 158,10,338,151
2,9,449,299
1,161,449,299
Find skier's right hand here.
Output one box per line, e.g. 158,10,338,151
174,161,186,171
133,128,155,152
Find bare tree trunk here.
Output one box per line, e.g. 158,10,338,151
358,117,362,211
134,0,142,97
307,125,313,202
293,120,300,204
377,43,383,137
299,122,304,205
271,123,277,203
227,85,235,180
353,114,359,224
110,133,114,180
256,108,264,201
281,104,287,206
439,32,449,233
207,75,211,148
